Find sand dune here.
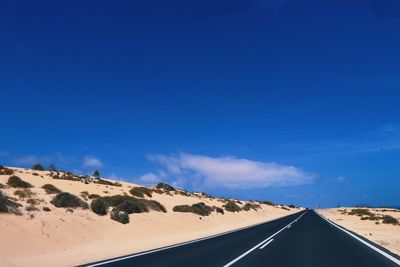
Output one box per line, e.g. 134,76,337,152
318,208,400,256
0,166,301,267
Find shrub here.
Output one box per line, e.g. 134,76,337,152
215,207,224,214
129,187,152,198
93,170,101,178
288,204,296,208
281,206,290,211
42,184,61,194
32,164,45,171
0,191,22,214
89,194,101,199
173,202,213,216
7,176,33,188
0,165,14,175
0,183,5,189
224,202,241,212
243,203,261,211
96,178,122,187
117,200,147,214
144,200,167,213
14,189,35,200
348,209,374,217
110,208,129,224
155,183,175,191
91,198,109,215
259,200,274,206
382,215,399,225
43,207,51,212
50,192,88,209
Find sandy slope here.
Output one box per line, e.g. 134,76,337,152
0,167,301,267
318,208,400,256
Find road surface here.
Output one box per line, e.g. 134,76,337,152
83,210,400,267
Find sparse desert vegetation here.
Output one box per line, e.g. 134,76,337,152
42,184,62,194
0,166,300,266
173,202,213,216
224,201,241,212
7,176,33,188
50,192,88,209
110,208,129,224
319,208,400,256
129,187,152,198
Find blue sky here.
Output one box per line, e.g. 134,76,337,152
1,0,400,208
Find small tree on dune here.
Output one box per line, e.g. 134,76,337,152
93,170,100,178
32,163,45,171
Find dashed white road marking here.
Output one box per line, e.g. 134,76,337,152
84,211,305,267
259,239,274,249
223,210,308,267
316,212,400,266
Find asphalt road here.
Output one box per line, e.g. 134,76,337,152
83,210,400,267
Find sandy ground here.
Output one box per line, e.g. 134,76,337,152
0,167,301,267
318,208,400,256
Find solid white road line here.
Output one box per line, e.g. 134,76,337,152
316,212,400,266
223,210,308,267
287,225,291,229
85,211,305,267
259,239,274,249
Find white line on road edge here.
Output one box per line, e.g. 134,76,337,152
222,210,308,267
259,239,274,249
85,211,305,267
287,225,291,228
316,212,400,266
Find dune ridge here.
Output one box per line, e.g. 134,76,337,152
0,166,301,267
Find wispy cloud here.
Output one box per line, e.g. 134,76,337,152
82,156,103,168
148,153,315,189
12,155,44,165
138,171,167,186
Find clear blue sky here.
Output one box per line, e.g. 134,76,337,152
1,0,400,208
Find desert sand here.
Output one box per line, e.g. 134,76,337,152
0,166,301,267
318,208,400,256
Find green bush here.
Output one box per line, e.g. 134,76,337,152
243,203,261,211
129,187,152,198
117,200,147,214
7,176,33,188
0,191,22,214
144,199,167,213
215,207,224,214
50,192,88,209
0,165,14,175
155,183,175,191
14,189,35,200
98,195,166,213
224,202,241,212
348,209,374,217
96,178,122,187
259,200,274,206
91,198,109,216
110,208,129,224
382,215,399,225
42,184,61,194
173,202,213,216
32,164,45,171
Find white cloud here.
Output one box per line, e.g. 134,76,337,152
138,171,167,185
83,156,103,168
12,155,46,165
149,153,315,189
336,176,350,184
